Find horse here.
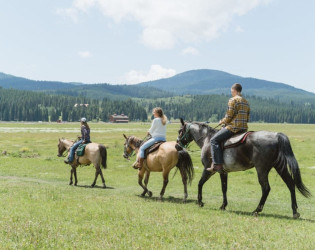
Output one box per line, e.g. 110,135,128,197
123,134,194,202
57,138,107,188
177,118,311,218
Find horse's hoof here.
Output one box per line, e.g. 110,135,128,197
148,191,153,197
198,202,204,207
252,211,259,217
91,184,95,188
103,185,106,189
69,183,73,186
159,196,163,202
140,193,146,197
293,213,300,219
74,183,77,186
183,199,187,204
220,206,226,211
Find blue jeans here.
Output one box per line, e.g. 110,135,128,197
210,128,234,165
68,139,83,163
139,137,166,158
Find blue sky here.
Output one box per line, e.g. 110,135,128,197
0,0,314,93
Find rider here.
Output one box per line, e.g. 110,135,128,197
64,117,91,164
136,107,167,170
207,83,250,173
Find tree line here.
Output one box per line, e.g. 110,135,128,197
1,87,315,123
0,88,147,122
145,95,315,123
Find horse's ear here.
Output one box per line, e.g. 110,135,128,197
180,118,185,126
123,134,127,139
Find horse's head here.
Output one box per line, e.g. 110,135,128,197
177,118,194,148
123,134,137,160
57,138,67,157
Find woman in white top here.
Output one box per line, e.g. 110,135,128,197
137,107,167,169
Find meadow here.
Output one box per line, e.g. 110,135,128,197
0,122,315,249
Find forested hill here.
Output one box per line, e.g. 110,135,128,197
138,69,315,102
0,87,147,122
137,95,315,124
0,72,173,99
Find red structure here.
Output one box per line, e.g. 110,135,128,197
109,114,129,123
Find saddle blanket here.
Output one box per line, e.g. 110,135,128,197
144,141,165,159
224,131,253,149
76,142,90,156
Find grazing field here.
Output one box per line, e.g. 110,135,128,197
0,122,315,249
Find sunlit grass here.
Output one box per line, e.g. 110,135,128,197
0,122,315,248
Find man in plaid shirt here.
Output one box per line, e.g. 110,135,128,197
207,83,250,173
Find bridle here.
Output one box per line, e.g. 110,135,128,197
177,123,192,148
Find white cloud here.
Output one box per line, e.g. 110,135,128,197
56,8,79,23
181,47,199,56
125,65,176,84
235,25,245,33
60,0,271,49
78,51,91,58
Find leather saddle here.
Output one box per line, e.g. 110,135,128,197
144,141,165,159
223,131,253,149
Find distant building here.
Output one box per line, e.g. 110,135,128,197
109,114,129,123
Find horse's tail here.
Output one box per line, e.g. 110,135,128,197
99,144,107,169
275,133,311,198
174,145,194,185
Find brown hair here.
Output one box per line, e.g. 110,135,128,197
81,121,90,130
153,107,167,125
231,83,242,93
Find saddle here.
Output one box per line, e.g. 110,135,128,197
75,142,90,157
143,141,165,159
223,131,253,149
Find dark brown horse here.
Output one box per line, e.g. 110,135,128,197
177,118,311,218
57,138,107,188
123,134,194,202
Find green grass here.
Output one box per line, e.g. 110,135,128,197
0,122,315,249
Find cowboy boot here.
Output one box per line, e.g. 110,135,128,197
207,163,224,174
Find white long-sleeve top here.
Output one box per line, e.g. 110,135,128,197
148,118,166,138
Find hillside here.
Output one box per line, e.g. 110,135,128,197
138,69,315,102
0,72,172,99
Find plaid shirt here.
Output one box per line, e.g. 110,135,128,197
221,95,250,133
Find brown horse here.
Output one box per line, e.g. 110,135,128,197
57,138,107,188
123,134,194,202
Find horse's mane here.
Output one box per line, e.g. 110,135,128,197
191,122,218,134
129,136,143,148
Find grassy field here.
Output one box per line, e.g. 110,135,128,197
0,122,315,249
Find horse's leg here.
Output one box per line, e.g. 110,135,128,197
74,167,78,186
69,167,74,185
179,168,188,203
219,173,228,210
253,169,271,216
198,169,214,207
159,171,170,200
138,169,148,196
144,171,152,197
275,167,299,218
91,166,100,187
99,169,106,188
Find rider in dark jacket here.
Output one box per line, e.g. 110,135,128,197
64,117,91,164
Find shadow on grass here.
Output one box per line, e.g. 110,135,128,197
211,208,315,222
136,194,195,204
75,184,115,189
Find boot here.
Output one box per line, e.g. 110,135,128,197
64,159,70,164
206,163,224,174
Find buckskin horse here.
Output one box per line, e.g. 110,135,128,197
177,118,311,218
57,138,107,188
123,134,194,202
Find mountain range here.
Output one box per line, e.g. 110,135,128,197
1,70,314,102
